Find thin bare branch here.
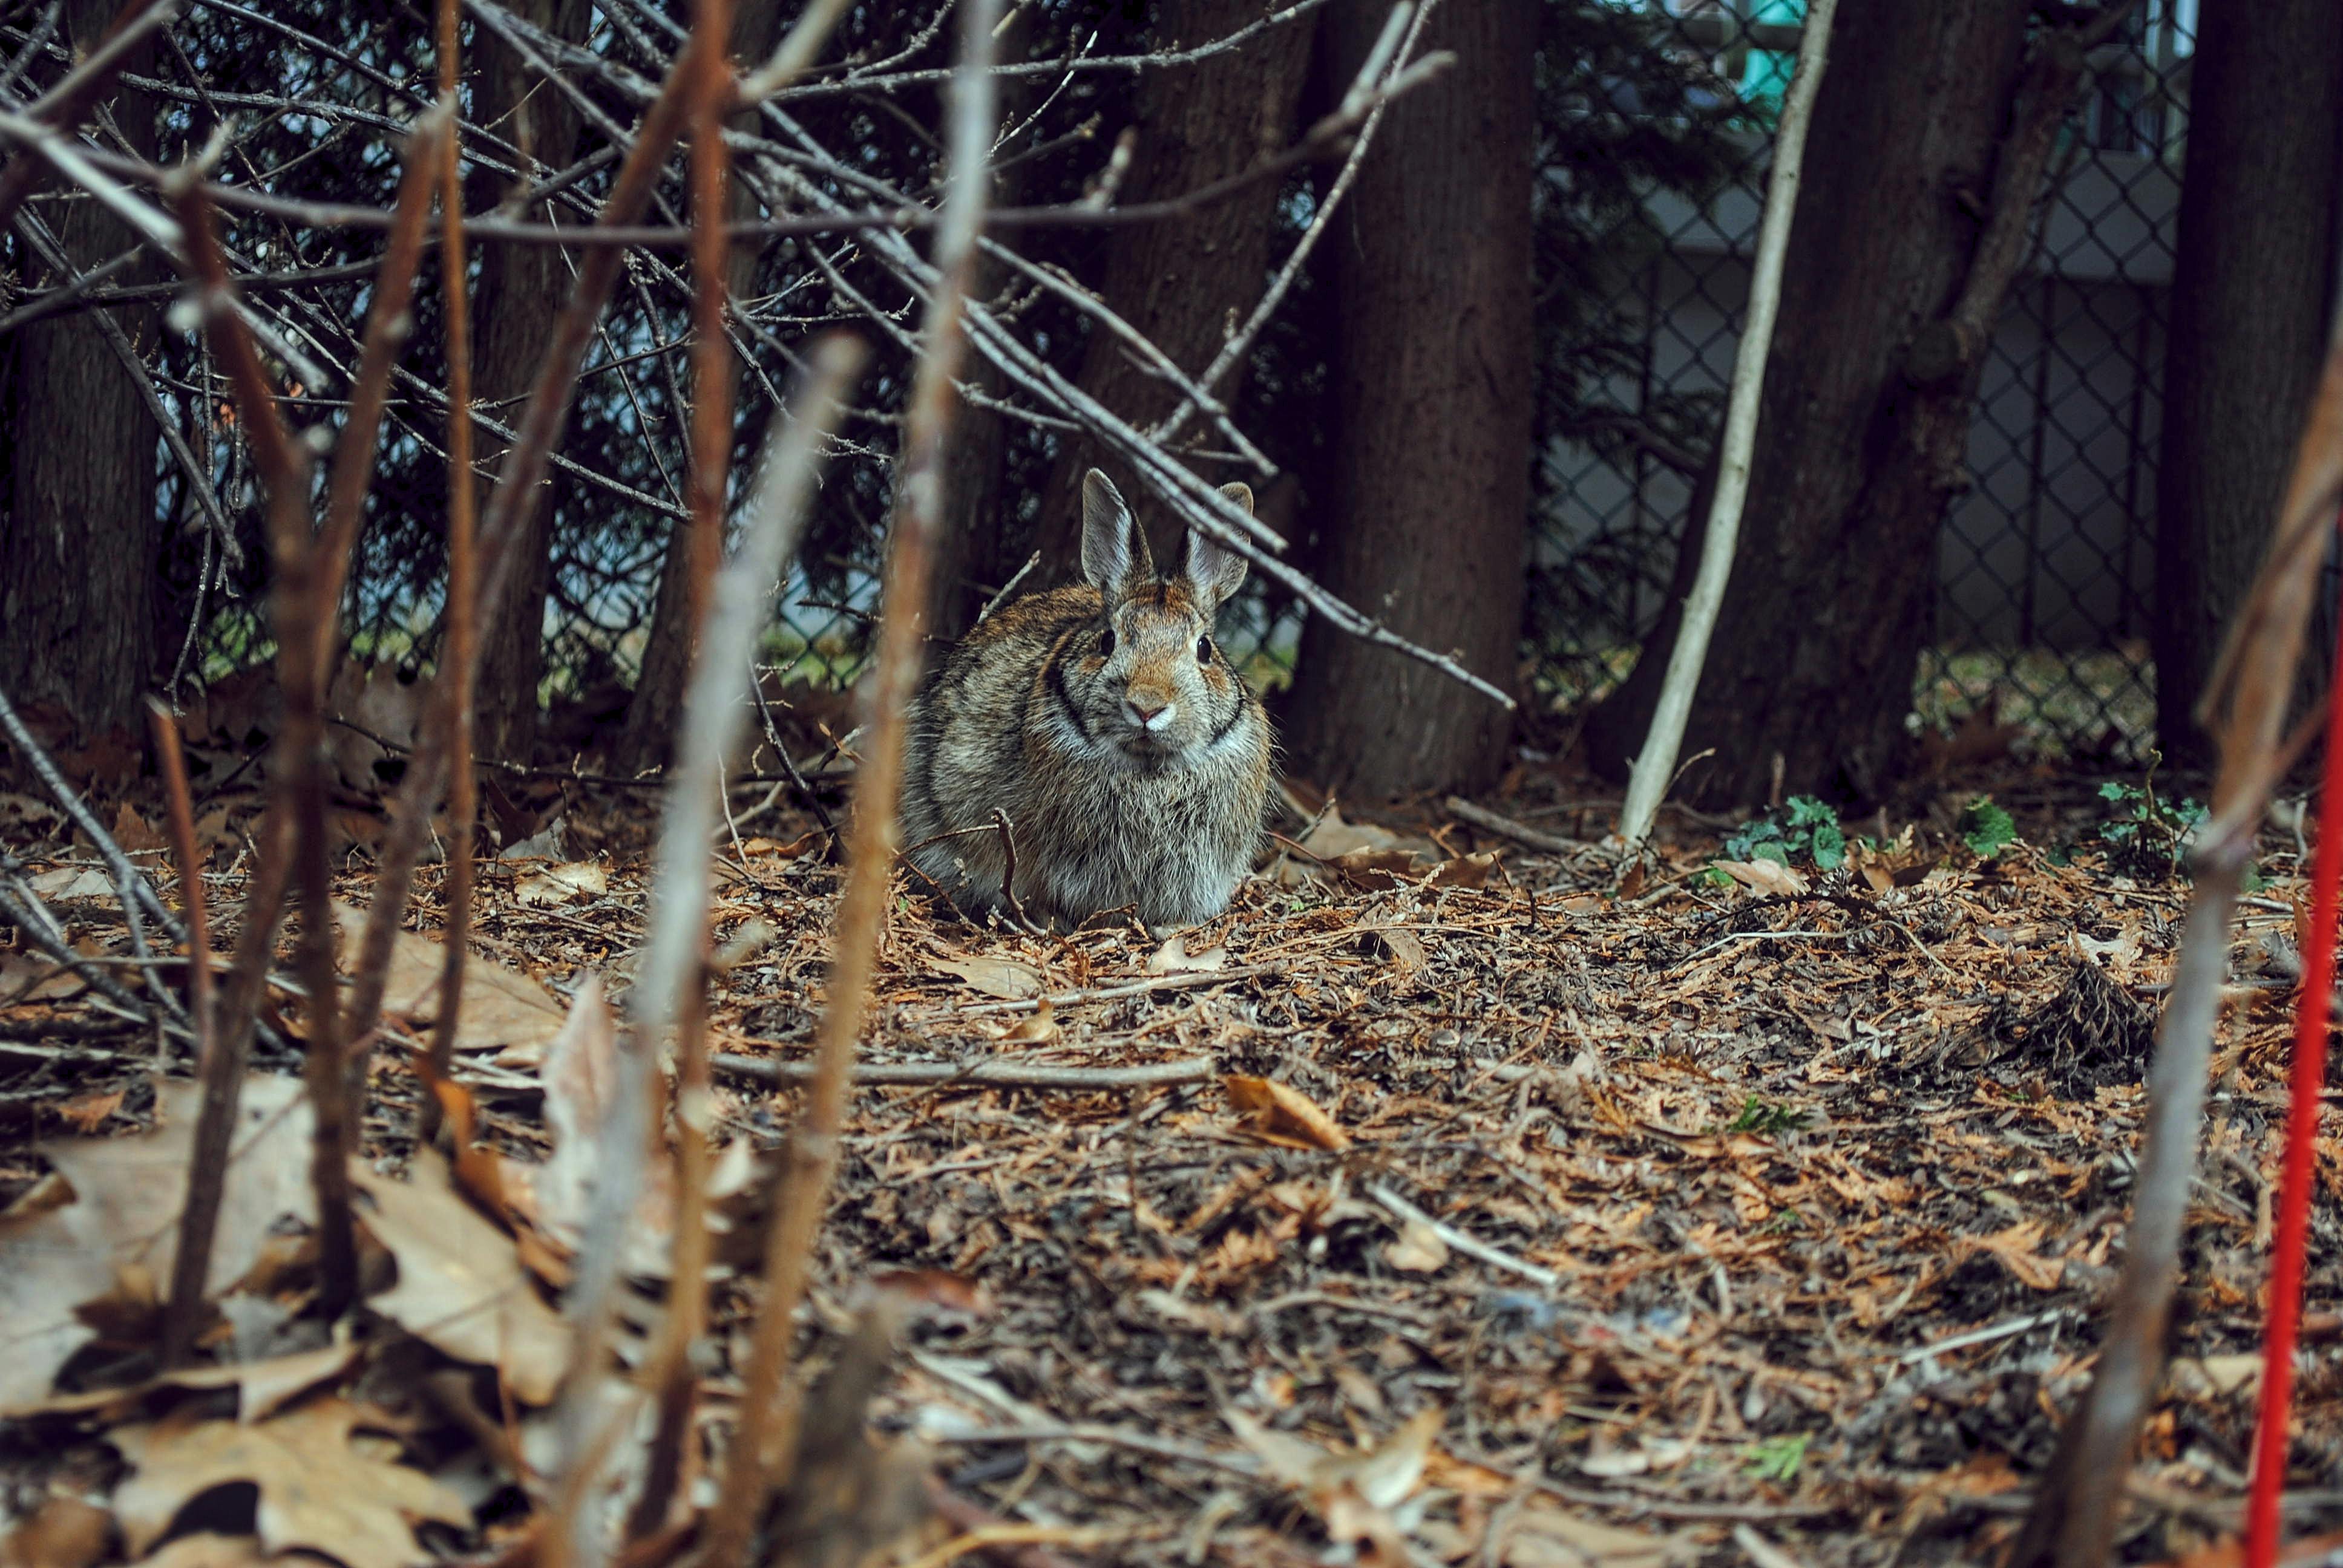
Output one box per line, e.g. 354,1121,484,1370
148,698,219,1368
419,13,479,1142
0,0,178,235
2009,313,2343,1568
700,2,998,1561
164,162,360,1316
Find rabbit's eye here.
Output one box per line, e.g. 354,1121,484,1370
1196,635,1214,665
1098,627,1116,659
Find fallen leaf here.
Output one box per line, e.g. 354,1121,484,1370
0,950,83,1004
1383,1217,1449,1273
1224,1076,1349,1152
6,1341,358,1423
1428,851,1501,889
1298,805,1416,860
503,975,678,1281
1,1494,110,1568
55,1088,125,1132
1327,846,1421,890
112,803,169,856
329,901,569,1065
1224,1406,1441,1555
1365,928,1426,975
351,1149,573,1404
998,1000,1059,1044
132,1537,270,1568
499,814,568,861
1494,1503,1686,1568
110,1400,470,1568
515,860,608,907
2146,1529,2343,1568
1958,1221,2065,1292
27,865,112,903
927,953,1042,1000
1147,933,1227,974
0,1077,316,1412
2168,1353,2262,1400
1712,859,1809,897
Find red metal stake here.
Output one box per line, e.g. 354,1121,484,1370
2244,528,2343,1568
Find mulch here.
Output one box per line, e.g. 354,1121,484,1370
2,763,2339,1568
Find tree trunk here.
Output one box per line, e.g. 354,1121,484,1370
470,0,592,763
2152,0,2343,767
0,0,160,739
1279,0,1535,802
1588,0,2097,809
1026,0,1316,577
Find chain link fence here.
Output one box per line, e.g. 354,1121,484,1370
1536,0,2195,760
365,0,2197,755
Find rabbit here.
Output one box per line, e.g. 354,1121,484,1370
900,468,1273,929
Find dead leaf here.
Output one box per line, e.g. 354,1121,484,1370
110,1400,470,1568
2146,1529,2343,1568
0,949,84,1004
1493,1503,1686,1568
7,1341,358,1423
112,803,168,856
1147,933,1227,974
1326,846,1422,890
0,1077,316,1412
1297,804,1417,860
55,1089,125,1132
1958,1221,2065,1292
1,1494,111,1568
1365,928,1426,975
326,663,425,796
329,901,569,1065
499,814,568,861
493,975,678,1284
1224,1406,1441,1555
27,865,112,903
2168,1353,2262,1400
1224,1076,1349,1153
1712,859,1809,897
132,1537,269,1568
927,953,1041,1000
514,860,608,907
350,1149,573,1404
998,1000,1059,1044
1383,1217,1449,1273
1428,851,1500,889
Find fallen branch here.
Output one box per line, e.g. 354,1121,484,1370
712,1053,1214,1091
1445,796,1578,855
1366,1181,1561,1292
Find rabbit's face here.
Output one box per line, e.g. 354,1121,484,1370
1076,583,1235,765
1067,470,1256,771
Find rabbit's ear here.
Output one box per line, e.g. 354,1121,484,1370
1081,469,1149,591
1182,483,1253,610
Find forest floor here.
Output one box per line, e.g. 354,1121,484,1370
1,744,2339,1568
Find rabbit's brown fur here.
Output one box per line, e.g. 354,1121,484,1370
902,469,1272,928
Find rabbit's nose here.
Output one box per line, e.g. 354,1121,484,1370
1124,695,1176,732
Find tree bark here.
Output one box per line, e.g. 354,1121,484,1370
470,0,592,763
2152,0,2343,767
1279,0,1535,802
0,0,160,738
1025,0,1315,578
1587,0,2095,808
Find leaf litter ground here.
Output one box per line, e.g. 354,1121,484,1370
2,768,2340,1568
